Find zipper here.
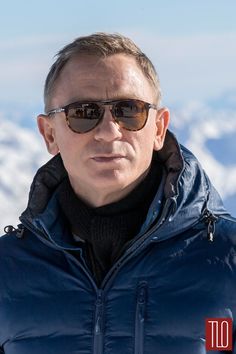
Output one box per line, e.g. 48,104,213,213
93,289,104,354
135,282,147,354
202,209,218,242
22,218,105,354
101,198,174,290
20,196,174,294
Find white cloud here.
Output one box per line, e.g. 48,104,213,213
0,31,236,104
0,34,74,103
171,106,236,198
0,116,49,232
125,30,236,103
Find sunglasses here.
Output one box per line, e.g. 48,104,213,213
46,99,157,134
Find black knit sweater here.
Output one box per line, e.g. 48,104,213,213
57,161,163,286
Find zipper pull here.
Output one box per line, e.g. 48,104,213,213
4,224,25,239
4,225,16,234
93,290,104,354
202,210,218,242
135,282,148,354
137,282,147,320
138,284,147,305
95,291,104,335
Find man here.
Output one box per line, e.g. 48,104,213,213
0,33,235,354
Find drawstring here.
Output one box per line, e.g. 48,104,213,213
4,224,25,239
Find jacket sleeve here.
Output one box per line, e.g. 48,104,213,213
0,347,4,353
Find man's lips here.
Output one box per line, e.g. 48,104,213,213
91,155,125,162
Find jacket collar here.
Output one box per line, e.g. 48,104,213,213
20,130,226,244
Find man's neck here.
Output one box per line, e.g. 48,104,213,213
68,168,150,208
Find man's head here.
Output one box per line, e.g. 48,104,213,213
38,33,170,207
43,33,161,111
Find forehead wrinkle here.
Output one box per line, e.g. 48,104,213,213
49,54,156,109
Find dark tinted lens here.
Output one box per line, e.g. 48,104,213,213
67,103,102,133
114,100,147,130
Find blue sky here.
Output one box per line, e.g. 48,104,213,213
0,0,236,109
1,0,236,37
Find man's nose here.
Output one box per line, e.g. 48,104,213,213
93,107,122,142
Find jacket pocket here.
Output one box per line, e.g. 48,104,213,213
135,281,148,354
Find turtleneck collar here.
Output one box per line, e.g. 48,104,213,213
56,158,163,286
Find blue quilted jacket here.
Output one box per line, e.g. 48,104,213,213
0,131,235,354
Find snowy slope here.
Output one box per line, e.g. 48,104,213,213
0,113,49,232
0,94,235,233
169,99,236,210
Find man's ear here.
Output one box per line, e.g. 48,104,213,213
37,114,59,155
154,108,170,151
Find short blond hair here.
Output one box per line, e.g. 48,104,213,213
44,32,161,109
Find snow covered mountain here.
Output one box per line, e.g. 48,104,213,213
0,111,49,232
170,97,236,212
0,93,235,233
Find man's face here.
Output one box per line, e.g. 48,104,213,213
38,54,169,206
